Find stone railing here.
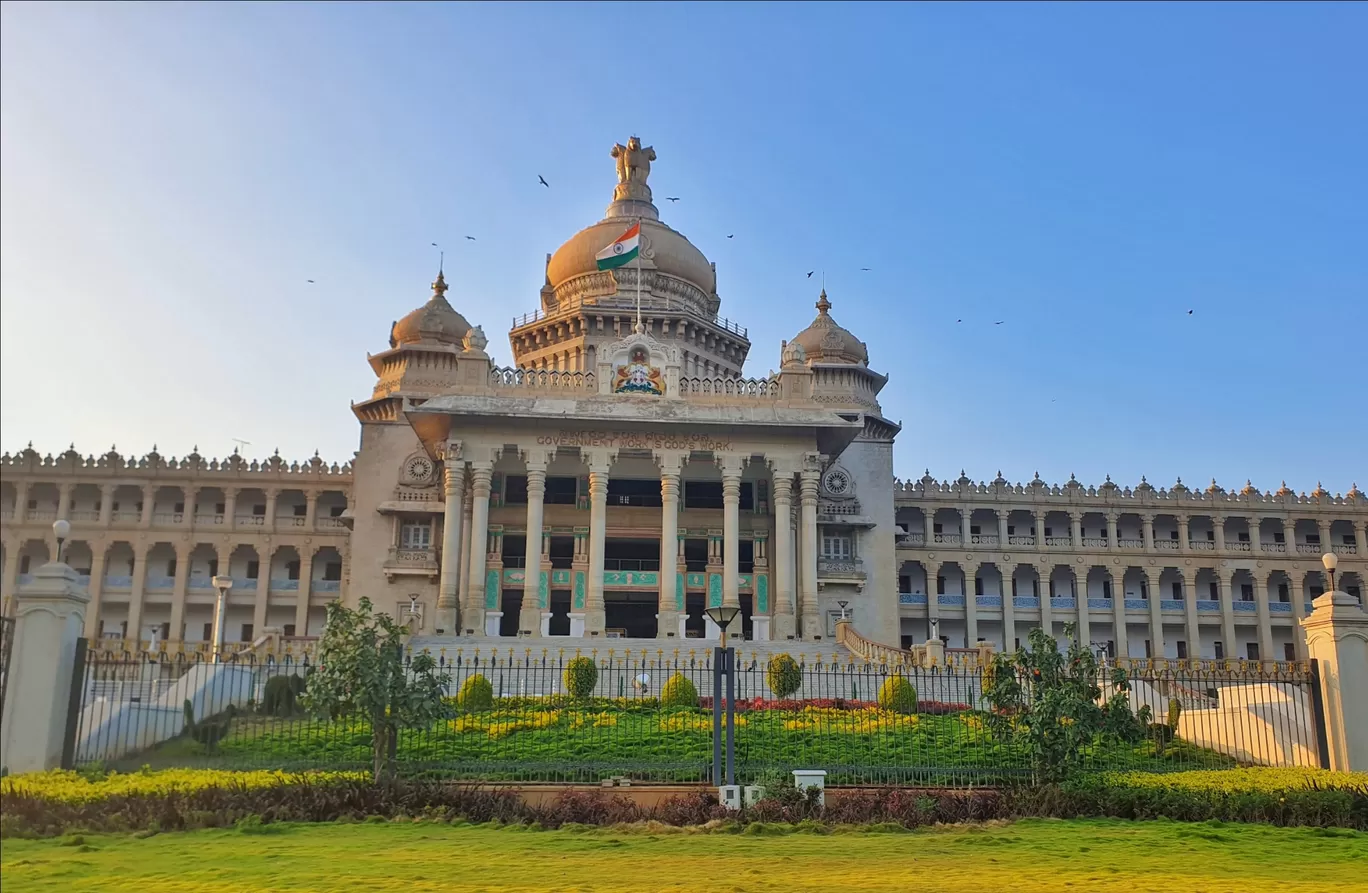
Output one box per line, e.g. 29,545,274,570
677,376,779,398
0,446,351,477
489,367,596,392
890,473,1365,508
835,619,992,668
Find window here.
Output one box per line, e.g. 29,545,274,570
1206,530,1215,541
1105,640,1116,658
1144,639,1152,658
608,478,662,507
1007,525,1015,535
1241,584,1254,601
208,559,218,577
1171,581,1182,600
19,556,30,574
240,624,254,642
1310,585,1324,598
167,559,177,577
286,560,300,581
1044,527,1053,536
898,575,911,592
1208,582,1219,599
933,522,943,534
683,480,723,509
544,476,578,505
401,521,432,550
970,525,981,536
975,578,984,596
1176,641,1188,659
1278,583,1289,603
202,622,213,641
1103,580,1112,599
1306,533,1320,545
283,624,296,638
1284,643,1296,661
1170,530,1179,540
936,575,946,594
1237,531,1249,543
1246,643,1260,660
1348,585,1362,602
1274,532,1285,544
1345,534,1357,546
246,560,259,580
330,505,345,517
822,534,852,560
174,502,185,513
504,475,529,505
324,562,342,581
215,503,226,514
293,504,307,516
1213,641,1225,659
252,504,266,516
26,499,37,509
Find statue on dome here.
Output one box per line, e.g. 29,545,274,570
611,137,656,202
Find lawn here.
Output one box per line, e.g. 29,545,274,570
116,701,1230,784
2,818,1364,892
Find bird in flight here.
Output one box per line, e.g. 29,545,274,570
994,321,1005,325
956,319,962,323
465,236,476,241
860,267,871,271
665,196,680,202
726,234,734,239
538,175,550,188
806,271,814,278
306,279,315,284
1187,309,1194,315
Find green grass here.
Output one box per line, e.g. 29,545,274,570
1,819,1363,892
112,703,1230,784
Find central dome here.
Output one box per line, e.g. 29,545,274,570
546,137,716,296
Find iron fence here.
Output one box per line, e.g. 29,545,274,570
0,615,14,722
65,649,1327,785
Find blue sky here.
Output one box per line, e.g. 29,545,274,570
2,2,1364,492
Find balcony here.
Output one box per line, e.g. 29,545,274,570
1081,537,1107,548
817,558,866,584
1261,542,1287,553
194,513,226,525
1228,541,1252,552
152,512,184,525
970,534,999,546
1295,544,1321,554
111,511,140,524
933,533,961,545
1044,536,1070,547
28,509,57,522
236,515,266,527
1118,538,1144,550
315,580,341,592
70,510,101,522
383,548,439,580
1332,544,1358,555
896,533,925,546
1007,535,1035,546
317,517,348,530
1154,540,1179,551
1189,540,1214,551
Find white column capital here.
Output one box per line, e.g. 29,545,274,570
654,449,688,476
715,452,746,479
521,447,553,472
585,448,615,475
438,439,463,462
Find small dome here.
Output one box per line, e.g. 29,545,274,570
789,290,868,365
392,272,472,347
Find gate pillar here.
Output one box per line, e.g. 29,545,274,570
1302,589,1368,772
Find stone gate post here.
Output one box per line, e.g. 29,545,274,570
1301,590,1368,772
0,562,90,774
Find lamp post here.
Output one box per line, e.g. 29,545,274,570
837,599,849,620
929,617,940,644
52,519,71,564
211,575,234,662
703,603,741,787
1321,551,1338,594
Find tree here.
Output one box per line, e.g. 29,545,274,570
981,623,1140,783
302,598,451,781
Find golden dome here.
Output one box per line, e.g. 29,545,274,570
547,216,715,294
391,272,472,347
789,290,868,365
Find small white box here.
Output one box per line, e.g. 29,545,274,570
742,785,766,807
792,769,827,806
719,784,743,811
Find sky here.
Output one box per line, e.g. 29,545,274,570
2,2,1364,493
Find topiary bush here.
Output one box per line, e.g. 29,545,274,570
563,657,599,700
766,653,803,699
877,675,918,715
261,675,306,717
456,674,494,711
660,673,699,708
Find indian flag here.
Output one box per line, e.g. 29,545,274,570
595,222,640,270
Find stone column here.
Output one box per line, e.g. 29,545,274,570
1301,590,1368,771
1075,568,1091,650
293,550,314,637
772,471,796,640
1141,514,1155,552
465,462,494,634
1,563,89,773
82,550,108,639
964,563,979,647
520,453,549,635
263,488,279,533
1145,568,1164,658
1178,515,1191,553
799,467,821,639
458,489,473,623
1284,518,1298,553
1317,519,1333,554
224,487,239,530
926,560,941,635
252,548,270,635
139,485,154,528
1110,567,1128,658
126,541,150,645
13,480,29,525
1069,511,1083,549
997,510,1010,546
1034,513,1046,547
924,511,935,547
1214,515,1227,553
657,452,684,639
960,507,972,546
1106,513,1119,550
1040,566,1054,643
1001,565,1018,651
1290,570,1309,660
584,452,611,635
437,454,466,633
1182,568,1202,658
304,492,318,532
719,455,744,618
1217,568,1237,656
1252,573,1273,660
181,487,196,528
1355,521,1367,558
56,483,72,523
168,541,191,641
98,484,114,526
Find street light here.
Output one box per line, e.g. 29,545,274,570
704,603,741,650
52,519,71,564
1321,552,1338,593
211,575,234,662
837,599,850,620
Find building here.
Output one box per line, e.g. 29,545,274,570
2,138,1364,658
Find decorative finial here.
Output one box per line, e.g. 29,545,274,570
1106,474,1112,482
816,289,831,315
432,268,448,299
69,442,75,451
274,447,280,457
1141,475,1147,483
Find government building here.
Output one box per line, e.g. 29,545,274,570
2,139,1364,662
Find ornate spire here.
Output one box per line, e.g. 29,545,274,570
816,289,831,315
1312,481,1328,500
432,269,448,300
1277,480,1294,497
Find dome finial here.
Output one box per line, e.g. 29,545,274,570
432,266,448,299
816,289,831,314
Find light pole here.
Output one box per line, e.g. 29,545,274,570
52,519,71,564
211,575,234,662
703,603,741,787
1321,551,1338,594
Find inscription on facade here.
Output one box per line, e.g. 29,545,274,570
534,430,733,452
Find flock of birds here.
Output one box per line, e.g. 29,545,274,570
300,173,1199,323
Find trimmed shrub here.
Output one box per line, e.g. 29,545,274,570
877,675,917,715
1167,697,1183,731
766,654,803,699
262,675,306,717
456,674,494,711
659,673,699,708
563,657,599,700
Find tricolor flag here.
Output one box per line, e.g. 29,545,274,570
595,222,641,270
